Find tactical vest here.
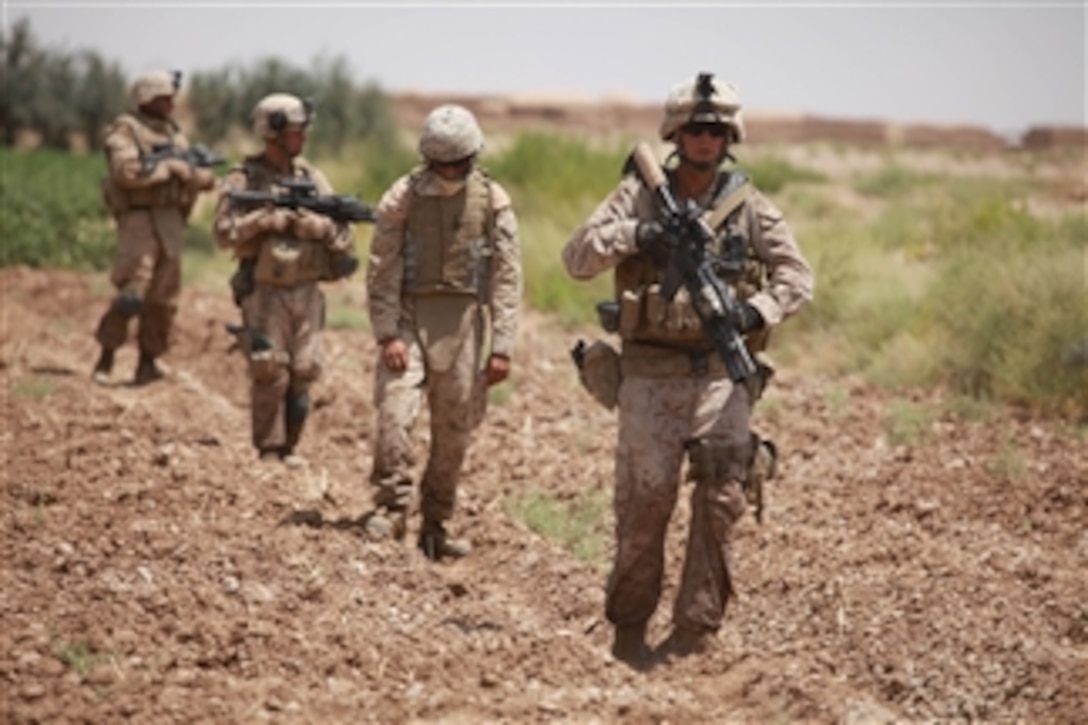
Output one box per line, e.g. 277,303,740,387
402,167,494,298
239,156,335,288
101,112,190,214
614,168,767,352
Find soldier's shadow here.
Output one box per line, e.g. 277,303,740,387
277,508,372,534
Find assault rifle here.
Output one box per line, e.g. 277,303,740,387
628,141,756,383
227,178,377,224
140,142,226,176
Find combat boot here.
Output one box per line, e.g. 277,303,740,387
364,506,407,541
418,520,471,561
92,347,115,385
133,352,163,386
610,621,651,668
662,624,718,658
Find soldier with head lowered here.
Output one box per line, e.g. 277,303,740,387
364,104,522,561
213,93,359,466
93,69,218,386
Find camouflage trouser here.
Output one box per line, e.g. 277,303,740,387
370,324,481,523
241,283,324,452
606,374,750,632
95,210,182,357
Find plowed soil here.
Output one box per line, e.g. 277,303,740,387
2,265,1086,724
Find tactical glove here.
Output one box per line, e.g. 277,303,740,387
162,158,193,183
190,167,217,191
258,208,294,234
733,301,764,333
292,209,336,241
332,255,359,279
635,220,671,266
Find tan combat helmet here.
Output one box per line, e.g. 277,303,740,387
418,104,484,163
130,70,181,108
658,72,745,144
251,93,315,139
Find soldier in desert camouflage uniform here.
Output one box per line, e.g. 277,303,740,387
93,70,218,385
562,73,814,665
213,93,358,465
365,104,522,561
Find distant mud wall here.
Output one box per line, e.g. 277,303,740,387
391,92,1085,152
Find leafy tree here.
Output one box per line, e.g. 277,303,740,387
1,18,41,145
72,51,127,150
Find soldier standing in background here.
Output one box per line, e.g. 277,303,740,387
93,70,217,385
212,93,358,466
562,73,814,666
364,104,522,561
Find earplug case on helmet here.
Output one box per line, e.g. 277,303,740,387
418,104,485,163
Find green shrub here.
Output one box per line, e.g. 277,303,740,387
0,147,115,269
741,154,826,194
854,163,933,198
486,132,629,214
925,201,1087,416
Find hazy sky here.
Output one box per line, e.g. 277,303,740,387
7,1,1086,135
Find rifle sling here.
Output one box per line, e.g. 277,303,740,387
701,176,752,231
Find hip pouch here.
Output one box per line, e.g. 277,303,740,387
254,237,323,287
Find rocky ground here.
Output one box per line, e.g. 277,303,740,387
2,265,1086,724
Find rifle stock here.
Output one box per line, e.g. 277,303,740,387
629,142,757,383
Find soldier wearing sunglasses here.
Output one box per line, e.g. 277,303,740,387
562,72,814,666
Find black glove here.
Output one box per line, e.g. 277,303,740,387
333,255,359,279
733,301,765,333
635,220,671,266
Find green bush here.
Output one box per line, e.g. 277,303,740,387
485,132,629,215
915,192,1088,415
0,147,115,269
741,153,826,194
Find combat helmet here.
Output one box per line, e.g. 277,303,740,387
130,70,181,109
659,72,745,144
418,104,484,163
251,93,315,139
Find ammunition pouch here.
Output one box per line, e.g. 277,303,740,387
685,438,751,484
596,301,620,333
253,236,325,287
571,339,622,410
616,284,706,347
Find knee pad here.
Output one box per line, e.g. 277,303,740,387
114,290,143,318
685,438,751,484
293,359,322,384
250,349,285,384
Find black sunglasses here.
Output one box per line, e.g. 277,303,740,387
680,122,728,139
433,156,473,169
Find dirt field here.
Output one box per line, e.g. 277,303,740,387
2,247,1086,725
